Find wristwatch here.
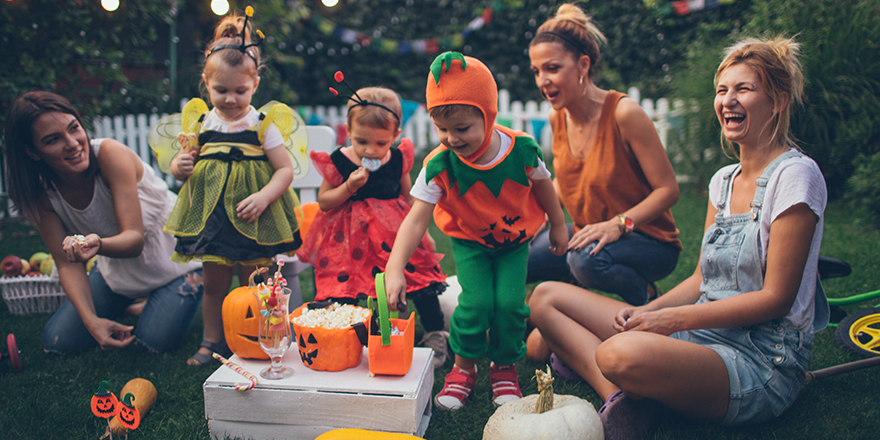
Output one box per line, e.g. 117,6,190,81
617,214,634,235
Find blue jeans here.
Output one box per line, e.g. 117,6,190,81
527,225,680,305
42,267,203,354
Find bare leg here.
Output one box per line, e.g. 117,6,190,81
188,262,234,366
528,281,628,400
596,331,729,422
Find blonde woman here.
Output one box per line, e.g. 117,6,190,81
529,36,828,439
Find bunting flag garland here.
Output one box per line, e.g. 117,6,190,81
303,1,502,55
644,0,735,16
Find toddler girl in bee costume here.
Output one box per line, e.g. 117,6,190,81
162,7,303,366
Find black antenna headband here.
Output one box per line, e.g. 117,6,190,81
329,71,401,123
207,5,265,66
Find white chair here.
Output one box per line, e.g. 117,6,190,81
278,125,336,310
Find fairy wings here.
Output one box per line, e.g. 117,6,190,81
147,98,309,179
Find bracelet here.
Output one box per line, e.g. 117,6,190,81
617,214,635,235
96,236,103,253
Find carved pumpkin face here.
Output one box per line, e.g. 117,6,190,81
222,284,269,359
117,393,140,431
91,380,119,419
290,303,369,372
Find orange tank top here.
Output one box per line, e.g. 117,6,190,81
551,90,681,249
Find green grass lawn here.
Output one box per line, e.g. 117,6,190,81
1,183,879,439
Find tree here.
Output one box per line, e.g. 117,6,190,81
0,0,175,131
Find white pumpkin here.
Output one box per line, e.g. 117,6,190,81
483,368,603,440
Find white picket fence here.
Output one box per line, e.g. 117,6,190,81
1,87,687,218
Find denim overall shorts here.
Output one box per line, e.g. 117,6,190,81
671,150,829,426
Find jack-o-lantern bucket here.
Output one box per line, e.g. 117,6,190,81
290,302,370,372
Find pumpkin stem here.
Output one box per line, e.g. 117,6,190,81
534,365,555,414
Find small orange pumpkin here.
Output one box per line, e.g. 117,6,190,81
115,392,141,431
290,303,369,372
90,380,118,419
222,268,270,359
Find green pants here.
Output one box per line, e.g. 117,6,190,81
448,238,530,365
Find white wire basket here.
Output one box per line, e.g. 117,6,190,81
0,273,66,315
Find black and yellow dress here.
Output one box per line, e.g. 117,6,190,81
163,99,302,266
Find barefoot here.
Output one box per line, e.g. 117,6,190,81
124,299,146,317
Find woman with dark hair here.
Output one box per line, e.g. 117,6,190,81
4,90,203,355
526,3,682,307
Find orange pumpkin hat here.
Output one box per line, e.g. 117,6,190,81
425,52,498,164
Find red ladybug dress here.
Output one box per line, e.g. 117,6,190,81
296,139,446,301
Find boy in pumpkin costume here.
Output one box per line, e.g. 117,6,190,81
386,52,567,411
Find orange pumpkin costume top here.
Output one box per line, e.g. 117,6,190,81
423,126,546,248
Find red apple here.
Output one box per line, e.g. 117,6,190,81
1,255,23,277
25,271,42,277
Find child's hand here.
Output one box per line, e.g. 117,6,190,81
548,222,569,256
347,167,369,192
176,152,197,178
384,270,408,312
236,193,271,222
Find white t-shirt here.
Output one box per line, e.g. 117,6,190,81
202,106,283,150
708,151,827,333
411,129,552,204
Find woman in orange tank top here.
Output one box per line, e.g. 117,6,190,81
525,3,681,309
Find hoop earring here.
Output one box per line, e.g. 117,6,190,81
580,76,586,96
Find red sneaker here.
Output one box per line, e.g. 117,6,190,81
489,362,522,406
434,365,477,411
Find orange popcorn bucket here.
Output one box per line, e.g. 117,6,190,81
290,302,370,372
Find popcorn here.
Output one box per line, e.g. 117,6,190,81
291,303,370,329
72,234,86,245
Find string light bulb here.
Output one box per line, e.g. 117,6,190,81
101,0,119,11
322,0,340,7
211,0,229,16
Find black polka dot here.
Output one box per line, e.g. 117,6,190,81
334,231,345,243
371,266,382,277
352,248,363,260
319,257,329,268
337,272,350,282
362,223,370,234
405,263,416,273
381,242,392,252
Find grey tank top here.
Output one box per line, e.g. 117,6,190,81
46,139,199,298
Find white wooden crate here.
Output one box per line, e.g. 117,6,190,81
204,347,434,440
